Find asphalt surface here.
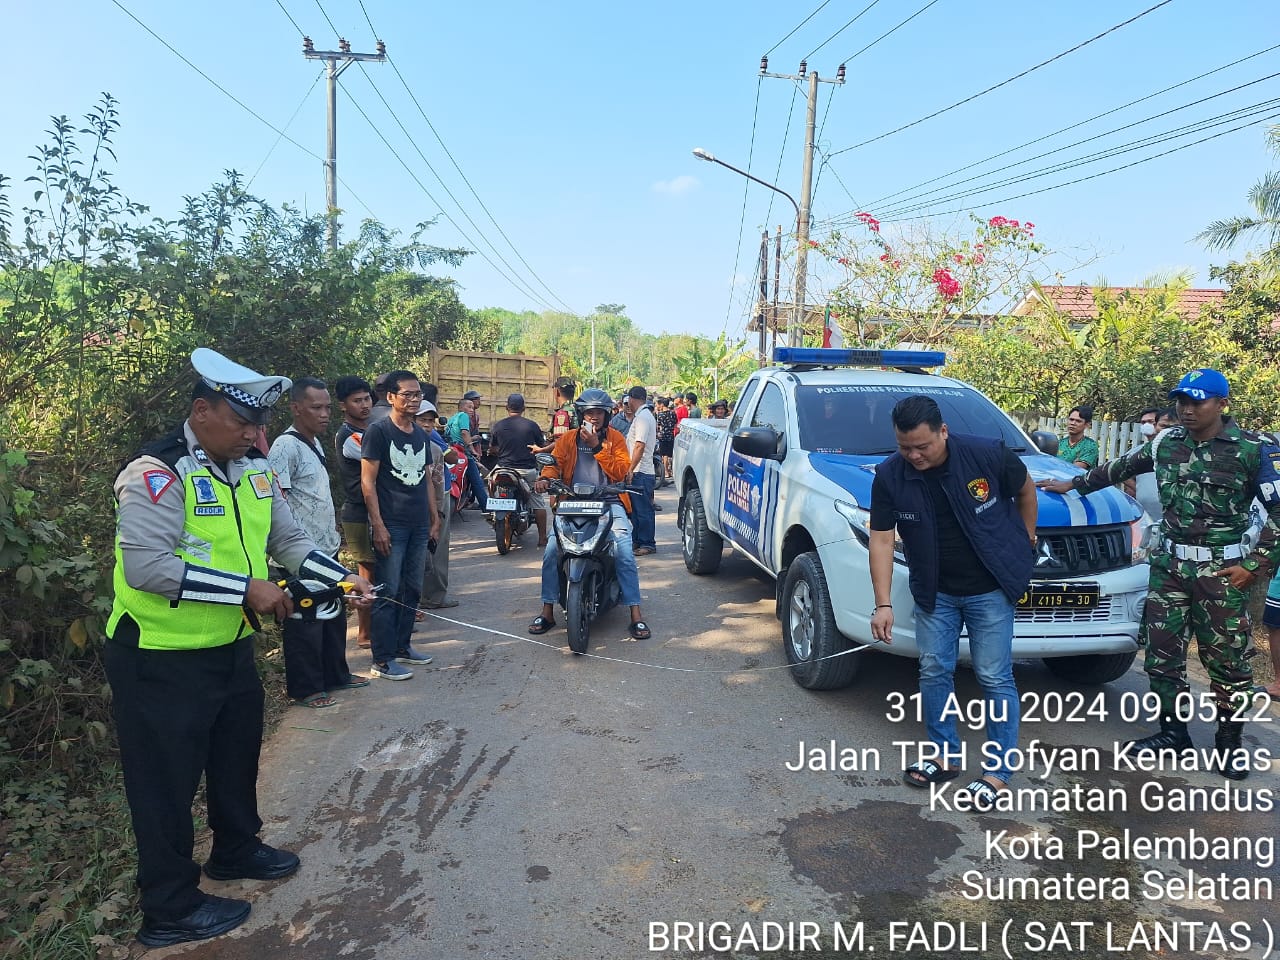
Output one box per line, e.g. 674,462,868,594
160,484,1280,960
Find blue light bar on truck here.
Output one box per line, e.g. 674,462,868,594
773,347,946,368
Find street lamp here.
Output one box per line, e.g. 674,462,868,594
702,365,720,402
694,148,807,346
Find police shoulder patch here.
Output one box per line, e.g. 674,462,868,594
250,472,274,499
143,469,177,503
967,477,991,503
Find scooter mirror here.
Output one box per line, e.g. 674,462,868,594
534,452,557,468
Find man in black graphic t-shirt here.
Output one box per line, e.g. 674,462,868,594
360,371,440,680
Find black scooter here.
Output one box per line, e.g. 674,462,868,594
535,453,627,654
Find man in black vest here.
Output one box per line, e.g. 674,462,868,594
869,395,1037,809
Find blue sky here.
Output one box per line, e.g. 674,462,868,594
3,1,1275,341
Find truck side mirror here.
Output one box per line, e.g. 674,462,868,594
732,427,783,461
1030,430,1059,456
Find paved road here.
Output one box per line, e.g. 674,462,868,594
167,484,1279,960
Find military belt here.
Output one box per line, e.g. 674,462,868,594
1163,540,1243,562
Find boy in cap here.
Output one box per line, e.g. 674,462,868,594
104,349,374,946
1039,368,1280,779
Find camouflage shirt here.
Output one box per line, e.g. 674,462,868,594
1072,421,1280,568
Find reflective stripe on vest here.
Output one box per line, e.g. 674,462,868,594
108,462,274,650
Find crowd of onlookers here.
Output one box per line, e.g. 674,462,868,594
268,372,734,702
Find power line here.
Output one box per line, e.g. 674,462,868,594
108,0,376,217
858,43,1280,212
247,70,324,189
867,72,1280,219
765,0,835,57
803,0,884,61
273,0,306,37
357,0,578,315
880,111,1280,223
341,85,563,312
876,98,1280,219
829,0,1175,158
839,0,945,66
723,77,766,329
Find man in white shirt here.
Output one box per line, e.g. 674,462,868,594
625,386,658,555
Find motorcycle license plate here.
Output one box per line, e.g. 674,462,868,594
487,498,518,511
1017,583,1100,609
556,500,605,515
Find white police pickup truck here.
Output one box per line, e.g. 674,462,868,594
674,347,1150,690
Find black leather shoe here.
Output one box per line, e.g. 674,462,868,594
136,894,250,947
204,843,301,881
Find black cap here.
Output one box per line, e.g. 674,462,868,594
506,392,526,411
627,385,647,401
554,376,575,391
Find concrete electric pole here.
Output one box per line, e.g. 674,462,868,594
761,57,844,346
302,36,387,251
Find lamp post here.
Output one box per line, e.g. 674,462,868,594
702,365,720,402
694,147,806,346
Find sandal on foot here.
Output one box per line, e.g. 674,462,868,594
335,674,370,688
414,609,426,622
528,615,556,635
903,759,960,789
961,777,1005,811
628,620,652,640
294,693,337,709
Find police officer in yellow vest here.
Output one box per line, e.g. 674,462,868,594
104,349,374,948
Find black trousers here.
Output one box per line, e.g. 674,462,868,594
104,635,264,921
282,611,351,699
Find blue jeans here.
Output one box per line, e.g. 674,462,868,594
629,473,656,549
541,504,642,607
370,521,430,663
464,455,488,510
914,590,1019,783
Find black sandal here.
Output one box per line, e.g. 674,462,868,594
628,621,651,640
903,759,960,788
528,615,556,635
962,778,1005,811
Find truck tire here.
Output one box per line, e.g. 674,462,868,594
782,552,860,690
681,488,723,575
1043,650,1136,685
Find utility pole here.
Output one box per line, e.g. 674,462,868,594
757,230,769,366
303,36,386,251
761,57,844,345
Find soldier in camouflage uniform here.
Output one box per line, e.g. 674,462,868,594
1039,369,1280,780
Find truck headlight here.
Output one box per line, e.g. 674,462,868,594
834,500,906,564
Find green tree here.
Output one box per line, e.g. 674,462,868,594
1197,125,1280,278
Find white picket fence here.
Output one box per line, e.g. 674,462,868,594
1024,417,1147,461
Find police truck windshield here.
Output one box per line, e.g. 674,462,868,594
794,384,1028,455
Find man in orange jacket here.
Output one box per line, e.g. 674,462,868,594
527,388,650,640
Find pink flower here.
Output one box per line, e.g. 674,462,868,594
1025,222,1035,229
855,211,881,233
972,253,985,264
932,267,961,300
892,259,901,269
809,240,819,248
954,254,965,263
879,254,889,262
838,257,850,266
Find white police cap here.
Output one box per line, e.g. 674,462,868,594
191,348,291,425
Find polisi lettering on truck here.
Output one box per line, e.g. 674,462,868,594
674,347,1151,692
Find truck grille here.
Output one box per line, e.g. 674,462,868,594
1015,596,1116,624
1035,525,1131,576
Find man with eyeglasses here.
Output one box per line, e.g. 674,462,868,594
360,371,441,680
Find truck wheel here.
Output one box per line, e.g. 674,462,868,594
782,552,860,690
566,577,593,655
1043,651,1136,685
681,488,723,575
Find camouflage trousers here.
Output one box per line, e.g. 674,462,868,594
1141,551,1253,715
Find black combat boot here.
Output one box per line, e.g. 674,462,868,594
1124,716,1194,755
1213,716,1249,781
